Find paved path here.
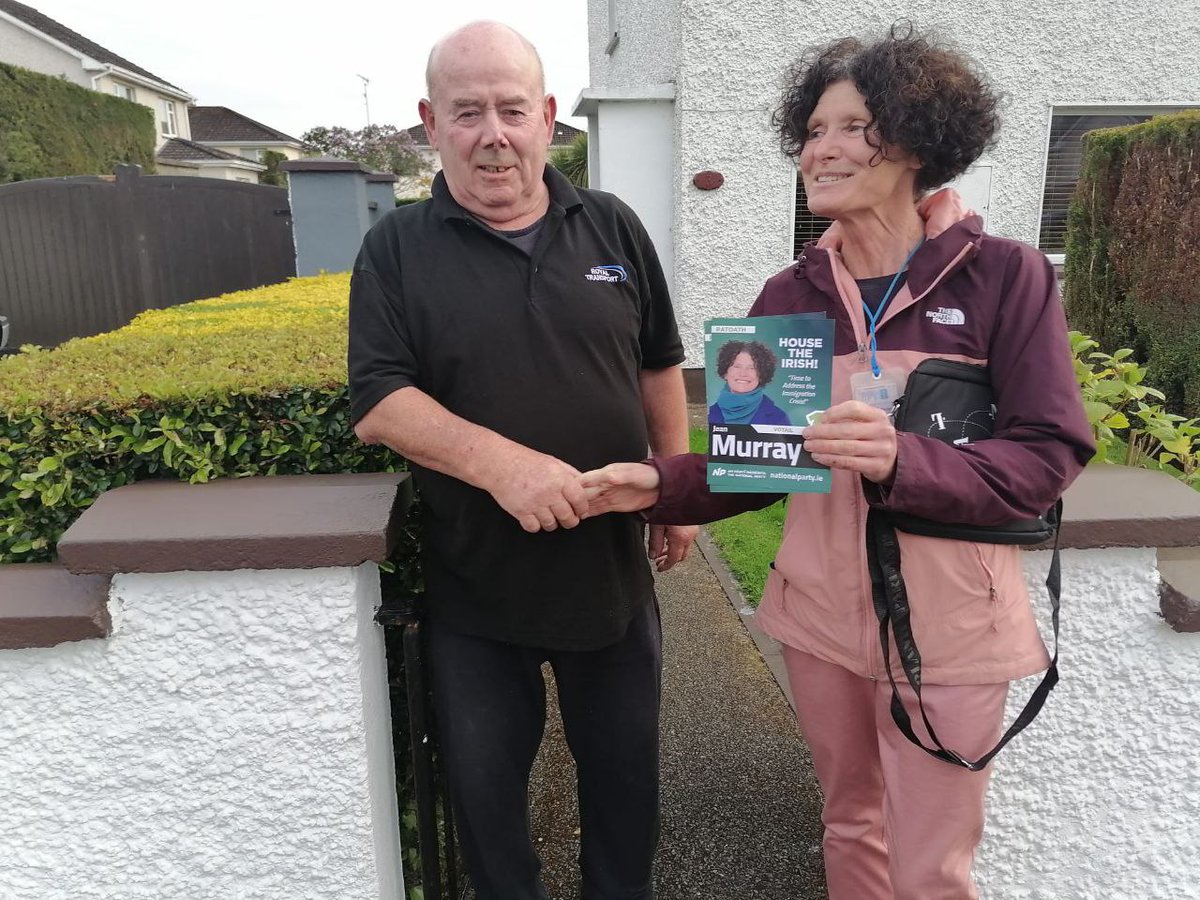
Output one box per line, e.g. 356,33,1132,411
523,533,828,899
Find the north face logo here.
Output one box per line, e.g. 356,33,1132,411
926,307,966,325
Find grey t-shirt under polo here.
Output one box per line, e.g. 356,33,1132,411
486,216,545,256
349,168,684,651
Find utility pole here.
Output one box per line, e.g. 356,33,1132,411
356,74,371,126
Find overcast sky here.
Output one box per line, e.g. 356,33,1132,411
31,0,592,139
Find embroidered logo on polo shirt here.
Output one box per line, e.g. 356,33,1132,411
585,264,628,283
925,307,966,325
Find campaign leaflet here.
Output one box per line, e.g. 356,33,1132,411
704,314,834,493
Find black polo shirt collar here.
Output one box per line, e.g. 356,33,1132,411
429,165,584,224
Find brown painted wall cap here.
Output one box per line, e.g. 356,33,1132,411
57,472,414,575
0,564,111,650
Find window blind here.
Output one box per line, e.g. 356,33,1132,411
794,179,834,257
1038,113,1151,253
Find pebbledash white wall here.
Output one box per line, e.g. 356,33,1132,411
0,565,402,899
582,0,1200,363
979,547,1200,899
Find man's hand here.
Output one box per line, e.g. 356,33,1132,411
648,524,698,572
580,462,662,515
803,400,898,483
485,445,590,532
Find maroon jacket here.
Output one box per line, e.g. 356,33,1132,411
654,191,1094,684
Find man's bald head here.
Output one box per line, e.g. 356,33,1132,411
425,21,546,104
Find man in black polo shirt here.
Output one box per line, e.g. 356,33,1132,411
348,20,695,900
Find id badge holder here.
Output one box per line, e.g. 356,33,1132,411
851,368,905,414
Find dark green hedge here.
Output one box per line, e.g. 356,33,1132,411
1064,111,1200,417
0,62,156,183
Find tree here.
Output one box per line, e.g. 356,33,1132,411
259,150,287,187
549,133,588,188
300,124,428,178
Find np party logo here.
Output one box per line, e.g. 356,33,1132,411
585,264,628,283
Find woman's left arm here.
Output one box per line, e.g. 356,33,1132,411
867,244,1096,524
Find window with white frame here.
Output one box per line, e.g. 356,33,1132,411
160,99,178,137
1038,107,1196,254
112,83,136,102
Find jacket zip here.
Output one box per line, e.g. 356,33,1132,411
975,544,1001,631
820,240,981,679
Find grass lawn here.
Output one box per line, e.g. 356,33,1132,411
688,427,787,606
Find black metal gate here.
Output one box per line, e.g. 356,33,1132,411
0,165,294,348
377,580,464,900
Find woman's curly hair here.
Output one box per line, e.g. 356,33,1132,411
716,340,777,386
771,23,1001,193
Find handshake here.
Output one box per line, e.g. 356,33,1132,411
488,452,663,534
485,451,693,571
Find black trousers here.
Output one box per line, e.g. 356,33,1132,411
427,600,662,900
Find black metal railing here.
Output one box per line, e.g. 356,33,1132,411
377,584,463,900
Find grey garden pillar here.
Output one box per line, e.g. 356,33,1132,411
281,158,394,277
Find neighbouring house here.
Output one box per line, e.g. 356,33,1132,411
154,137,268,182
575,0,1200,365
188,106,305,165
399,119,585,198
0,0,296,184
0,0,193,147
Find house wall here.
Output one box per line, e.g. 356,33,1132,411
206,164,260,182
587,0,1200,363
587,0,679,91
155,162,200,177
0,18,88,86
593,100,675,286
199,144,306,162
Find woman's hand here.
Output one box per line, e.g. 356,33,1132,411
803,400,898,483
580,462,662,515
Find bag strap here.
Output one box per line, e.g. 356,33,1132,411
866,499,1063,771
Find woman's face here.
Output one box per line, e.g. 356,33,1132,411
798,80,921,220
725,351,761,394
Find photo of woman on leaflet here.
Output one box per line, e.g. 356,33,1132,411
708,340,793,426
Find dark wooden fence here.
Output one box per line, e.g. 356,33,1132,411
0,165,294,349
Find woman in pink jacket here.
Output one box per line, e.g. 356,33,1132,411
584,25,1094,900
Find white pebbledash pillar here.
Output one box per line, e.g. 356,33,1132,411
0,473,412,900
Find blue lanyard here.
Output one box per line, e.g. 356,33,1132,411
862,239,924,377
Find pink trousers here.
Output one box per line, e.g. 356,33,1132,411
782,646,1009,900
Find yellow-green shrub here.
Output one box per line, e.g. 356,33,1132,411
0,273,401,564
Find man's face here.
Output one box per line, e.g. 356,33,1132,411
420,34,555,229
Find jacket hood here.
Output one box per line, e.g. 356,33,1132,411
800,188,984,302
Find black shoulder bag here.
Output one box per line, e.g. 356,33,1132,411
869,358,1063,771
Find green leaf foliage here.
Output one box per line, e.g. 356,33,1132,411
549,133,588,188
0,273,407,564
1064,110,1200,417
0,62,156,182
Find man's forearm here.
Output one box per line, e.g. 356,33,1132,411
639,365,689,457
353,386,519,489
353,386,590,532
